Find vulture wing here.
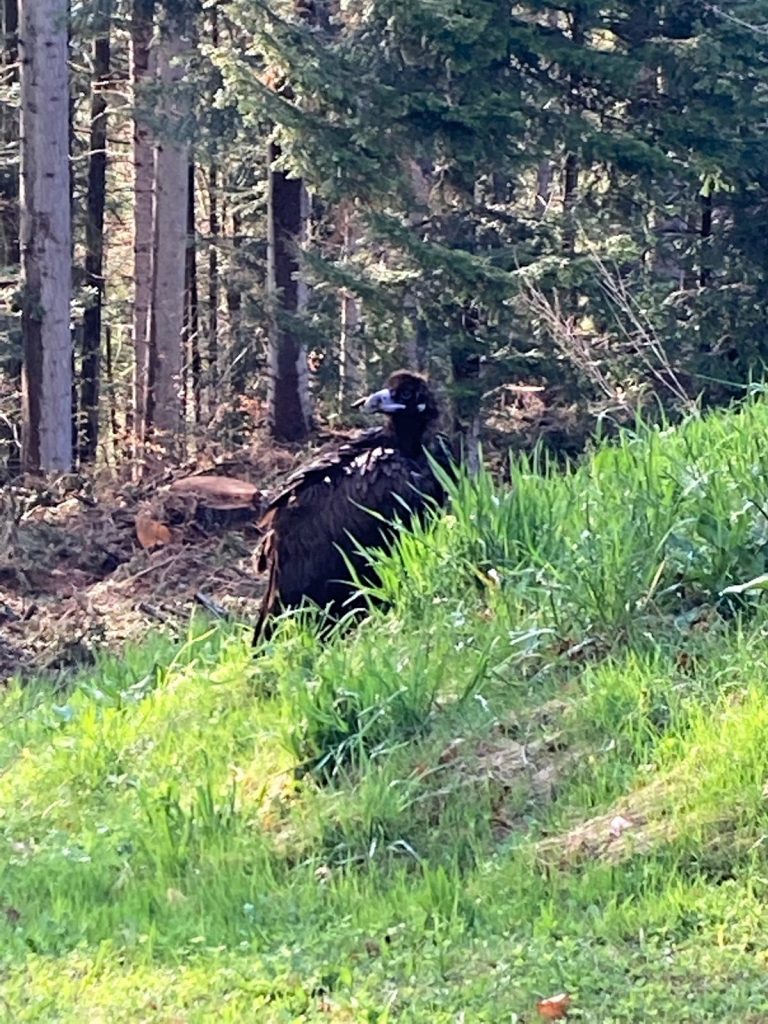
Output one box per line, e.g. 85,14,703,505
254,430,452,639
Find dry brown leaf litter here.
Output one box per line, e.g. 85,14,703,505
0,449,299,683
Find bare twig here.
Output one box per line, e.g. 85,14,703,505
585,242,695,411
194,591,231,620
518,231,696,414
137,601,172,624
705,3,768,36
111,552,181,589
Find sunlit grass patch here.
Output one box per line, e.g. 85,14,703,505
5,396,768,1019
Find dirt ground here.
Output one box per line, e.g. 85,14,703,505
0,391,602,685
0,440,303,684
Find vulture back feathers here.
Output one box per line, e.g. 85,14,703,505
253,371,453,642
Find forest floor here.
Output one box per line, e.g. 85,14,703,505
3,394,768,1020
0,457,269,684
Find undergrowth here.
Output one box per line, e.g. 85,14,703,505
4,395,768,1020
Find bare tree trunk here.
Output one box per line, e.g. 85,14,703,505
79,0,111,463
562,153,579,247
184,160,201,424
208,161,219,401
18,0,72,473
337,201,365,408
206,5,220,407
130,0,154,459
104,323,119,463
402,158,432,372
451,302,484,476
266,138,311,442
0,0,20,474
226,205,244,396
147,16,190,459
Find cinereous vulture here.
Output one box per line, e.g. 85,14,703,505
253,370,454,642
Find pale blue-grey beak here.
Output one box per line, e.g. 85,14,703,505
355,387,406,414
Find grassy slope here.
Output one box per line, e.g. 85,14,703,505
4,399,768,1021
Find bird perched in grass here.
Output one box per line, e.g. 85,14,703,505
253,370,454,643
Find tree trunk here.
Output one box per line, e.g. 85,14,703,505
79,0,111,463
402,158,431,372
266,138,311,442
104,323,119,463
0,0,20,475
130,0,154,458
184,160,201,424
337,201,365,408
206,5,220,406
562,151,579,256
18,0,72,473
208,161,219,402
147,15,190,459
226,205,244,396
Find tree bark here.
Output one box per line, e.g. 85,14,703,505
206,5,220,405
337,201,365,408
208,160,219,401
79,0,111,463
147,15,190,459
226,205,244,395
266,139,311,441
0,0,20,474
402,158,431,372
130,0,154,457
104,323,119,463
184,161,201,424
18,0,72,473
562,152,579,251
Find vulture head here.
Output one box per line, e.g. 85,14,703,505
354,371,438,455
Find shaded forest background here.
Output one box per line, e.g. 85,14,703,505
2,0,768,478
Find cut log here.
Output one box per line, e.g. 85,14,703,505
165,475,265,531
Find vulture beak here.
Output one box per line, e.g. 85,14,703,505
353,387,406,414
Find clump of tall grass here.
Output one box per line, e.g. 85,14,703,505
371,394,768,636
273,395,768,779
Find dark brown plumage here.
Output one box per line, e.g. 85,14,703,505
253,370,453,643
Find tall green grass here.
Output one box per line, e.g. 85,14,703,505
6,395,768,1020
373,395,768,631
